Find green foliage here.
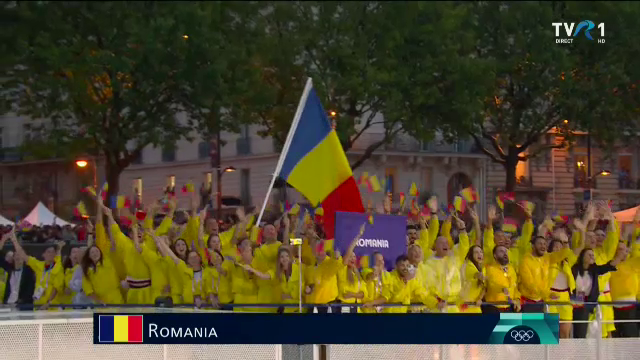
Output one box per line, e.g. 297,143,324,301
236,1,489,169
1,2,247,198
443,1,640,190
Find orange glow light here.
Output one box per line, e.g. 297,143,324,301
75,160,88,168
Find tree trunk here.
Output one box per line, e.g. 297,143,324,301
503,153,519,192
105,159,122,210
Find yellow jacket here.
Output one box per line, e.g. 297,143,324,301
484,220,534,272
380,270,438,313
485,263,519,308
519,248,572,301
610,256,640,301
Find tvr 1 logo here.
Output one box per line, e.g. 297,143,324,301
552,20,605,44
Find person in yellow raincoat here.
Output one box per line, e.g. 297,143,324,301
230,238,264,312
547,226,583,338
203,248,234,310
155,233,205,308
269,246,304,313
337,224,367,313
423,214,470,313
460,245,485,313
10,230,64,310
103,204,154,306
363,255,440,313
485,245,521,313
609,239,640,337
362,252,392,314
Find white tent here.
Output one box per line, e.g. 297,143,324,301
0,214,13,226
23,202,72,226
614,205,640,223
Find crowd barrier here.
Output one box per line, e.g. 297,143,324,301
0,304,637,360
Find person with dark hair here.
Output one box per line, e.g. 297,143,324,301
0,230,36,308
547,221,585,338
363,254,439,313
571,247,625,338
483,205,535,273
460,245,485,313
204,248,233,310
10,230,64,310
484,245,521,313
519,233,572,313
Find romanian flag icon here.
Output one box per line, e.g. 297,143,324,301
502,217,518,233
98,315,143,343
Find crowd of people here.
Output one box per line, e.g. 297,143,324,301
0,189,639,340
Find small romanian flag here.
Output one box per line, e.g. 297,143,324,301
82,186,96,197
358,172,369,186
453,196,466,213
289,203,300,215
520,200,535,215
110,195,131,209
181,183,195,193
368,175,381,193
460,187,478,203
409,182,419,197
502,218,518,233
496,192,515,210
368,214,374,224
98,315,143,343
399,192,406,207
73,201,88,219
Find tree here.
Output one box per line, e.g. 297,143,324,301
1,2,246,204
237,2,487,170
449,2,640,191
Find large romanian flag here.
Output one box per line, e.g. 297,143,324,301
278,79,365,239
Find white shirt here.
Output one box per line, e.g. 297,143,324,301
575,272,593,298
552,271,569,290
7,268,23,304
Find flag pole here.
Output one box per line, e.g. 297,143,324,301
256,77,313,226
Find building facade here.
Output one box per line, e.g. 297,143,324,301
2,112,640,223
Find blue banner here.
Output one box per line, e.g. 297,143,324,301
93,313,559,345
334,212,407,270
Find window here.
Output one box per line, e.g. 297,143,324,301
204,172,213,191
241,124,250,139
574,155,589,188
198,141,210,159
161,144,176,162
422,167,433,193
240,169,251,205
133,178,142,202
618,154,633,189
166,175,175,193
384,167,396,195
131,151,143,165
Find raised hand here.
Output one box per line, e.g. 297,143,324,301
427,196,438,213
487,205,496,221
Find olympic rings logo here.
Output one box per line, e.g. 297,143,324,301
510,329,535,342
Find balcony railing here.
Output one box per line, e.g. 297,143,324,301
618,175,640,190
574,176,598,189
236,137,252,156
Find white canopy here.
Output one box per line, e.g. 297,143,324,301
0,214,13,226
23,202,72,226
614,205,640,223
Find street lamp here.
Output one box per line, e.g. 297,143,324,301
76,157,97,190
215,166,237,219
329,110,337,129
586,169,611,201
